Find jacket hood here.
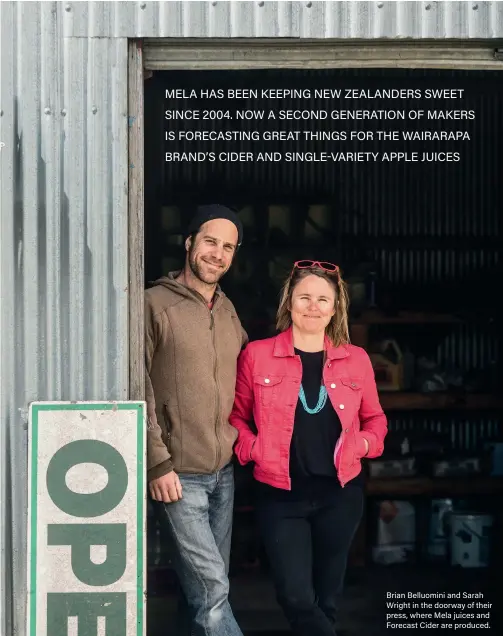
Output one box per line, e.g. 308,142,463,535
149,271,225,304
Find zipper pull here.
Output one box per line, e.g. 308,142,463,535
209,311,214,330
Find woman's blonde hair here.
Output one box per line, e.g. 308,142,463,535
275,266,350,347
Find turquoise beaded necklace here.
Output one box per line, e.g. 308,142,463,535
299,384,328,414
297,347,328,415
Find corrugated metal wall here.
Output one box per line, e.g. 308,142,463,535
0,3,129,635
62,0,503,39
3,2,503,636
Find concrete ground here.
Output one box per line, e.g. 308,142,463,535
147,564,501,635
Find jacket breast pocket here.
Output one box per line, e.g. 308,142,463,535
253,374,283,409
339,377,364,410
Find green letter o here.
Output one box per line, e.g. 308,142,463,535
46,440,128,517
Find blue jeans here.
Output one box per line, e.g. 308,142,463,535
156,462,243,636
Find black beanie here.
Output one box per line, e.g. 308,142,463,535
187,204,243,248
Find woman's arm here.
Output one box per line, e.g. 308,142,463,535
357,351,388,458
230,345,258,465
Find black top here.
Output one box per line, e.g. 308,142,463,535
290,348,340,482
255,348,364,502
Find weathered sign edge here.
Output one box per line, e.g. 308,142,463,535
26,401,146,636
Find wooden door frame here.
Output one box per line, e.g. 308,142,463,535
128,39,145,401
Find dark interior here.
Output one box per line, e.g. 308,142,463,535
144,69,503,634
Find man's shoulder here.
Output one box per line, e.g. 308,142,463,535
145,285,180,315
220,294,241,317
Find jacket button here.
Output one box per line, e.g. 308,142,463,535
264,378,270,383
339,404,345,409
330,383,336,389
345,428,349,433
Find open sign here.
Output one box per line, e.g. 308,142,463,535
28,402,146,636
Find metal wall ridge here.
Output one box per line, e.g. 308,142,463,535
61,1,503,40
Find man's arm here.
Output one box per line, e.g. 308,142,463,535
144,293,181,502
240,325,249,350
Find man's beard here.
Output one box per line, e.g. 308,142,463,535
188,246,226,285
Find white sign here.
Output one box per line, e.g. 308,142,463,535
27,402,146,636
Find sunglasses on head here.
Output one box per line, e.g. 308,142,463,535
293,260,340,273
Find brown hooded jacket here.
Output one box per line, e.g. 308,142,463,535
144,272,248,481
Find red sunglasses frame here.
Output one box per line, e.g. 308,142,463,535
293,260,340,274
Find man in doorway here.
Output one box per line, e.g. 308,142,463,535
145,205,247,636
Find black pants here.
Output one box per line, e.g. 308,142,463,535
256,484,364,636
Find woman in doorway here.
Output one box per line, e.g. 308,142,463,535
230,260,388,636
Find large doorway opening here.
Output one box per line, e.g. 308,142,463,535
137,51,503,635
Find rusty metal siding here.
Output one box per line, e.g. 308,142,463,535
61,1,503,40
0,4,129,636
